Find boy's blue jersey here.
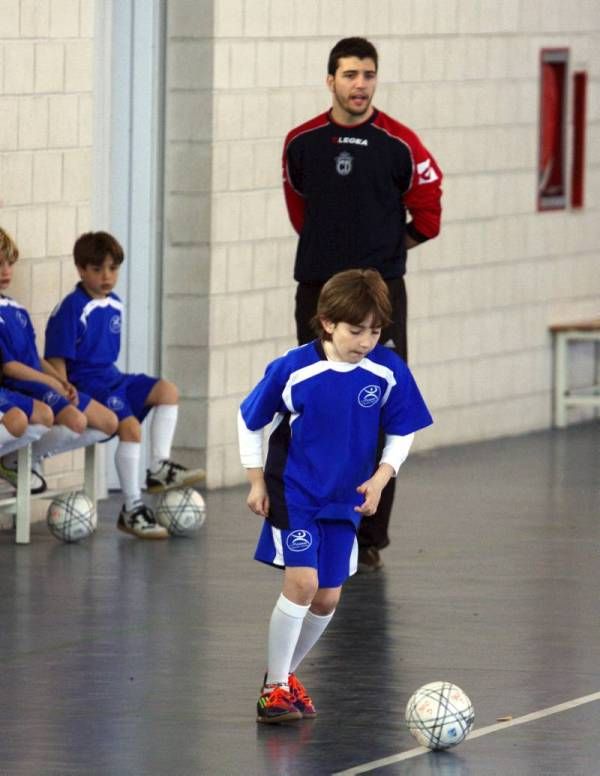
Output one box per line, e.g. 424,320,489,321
240,340,432,529
0,295,43,385
44,283,124,386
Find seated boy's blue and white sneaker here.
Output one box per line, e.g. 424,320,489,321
0,456,47,495
117,502,169,539
145,459,205,493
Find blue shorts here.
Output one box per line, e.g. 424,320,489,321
5,380,92,416
255,519,358,588
0,387,34,418
80,373,159,422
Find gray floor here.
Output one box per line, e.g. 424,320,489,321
0,422,599,776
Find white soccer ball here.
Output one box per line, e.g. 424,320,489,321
405,681,474,750
47,492,97,543
155,487,206,536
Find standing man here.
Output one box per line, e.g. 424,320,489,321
282,37,442,572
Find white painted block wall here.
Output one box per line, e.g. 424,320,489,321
0,0,95,490
181,0,600,487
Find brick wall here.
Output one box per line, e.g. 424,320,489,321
162,1,214,477
9,1,594,493
174,0,599,488
0,0,94,489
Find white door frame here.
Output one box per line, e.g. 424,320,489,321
92,0,166,490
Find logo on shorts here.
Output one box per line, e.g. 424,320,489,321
109,314,121,334
16,310,28,328
0,392,9,408
106,395,124,411
335,151,353,176
357,384,381,408
43,390,61,406
286,529,312,552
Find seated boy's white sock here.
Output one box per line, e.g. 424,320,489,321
148,405,178,472
115,441,142,511
289,608,335,674
266,594,310,688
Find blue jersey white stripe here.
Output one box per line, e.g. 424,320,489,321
239,339,432,529
0,295,42,373
45,283,124,386
78,296,123,329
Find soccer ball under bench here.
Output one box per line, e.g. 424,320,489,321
155,487,206,537
47,492,97,543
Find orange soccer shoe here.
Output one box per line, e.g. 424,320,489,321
256,683,302,724
288,673,317,718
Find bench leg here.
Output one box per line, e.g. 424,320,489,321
83,444,97,505
15,444,32,544
595,342,600,419
553,332,568,428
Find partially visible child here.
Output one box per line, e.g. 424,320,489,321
0,386,52,492
44,231,205,540
0,227,115,493
238,269,433,723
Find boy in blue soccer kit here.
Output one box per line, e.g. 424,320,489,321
0,384,49,467
238,269,432,723
0,231,51,465
44,231,204,540
0,227,116,493
0,378,52,486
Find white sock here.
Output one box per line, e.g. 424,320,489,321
266,594,310,687
115,441,142,510
0,424,48,461
289,608,335,674
148,405,178,472
30,426,107,463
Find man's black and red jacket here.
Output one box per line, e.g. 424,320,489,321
283,108,443,283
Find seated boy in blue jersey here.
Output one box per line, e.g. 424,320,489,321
238,269,433,723
44,231,205,540
0,385,52,492
0,227,116,494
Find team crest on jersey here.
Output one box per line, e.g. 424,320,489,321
109,314,121,334
16,310,28,327
335,151,353,176
106,395,125,411
43,390,61,407
286,529,312,552
358,384,381,408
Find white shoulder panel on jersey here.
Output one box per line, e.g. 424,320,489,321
0,297,27,327
79,297,124,328
358,357,397,405
0,297,26,312
281,360,334,412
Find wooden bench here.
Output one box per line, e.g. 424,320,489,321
0,443,98,544
549,318,600,427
